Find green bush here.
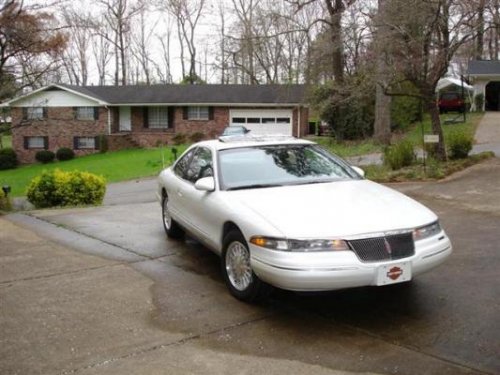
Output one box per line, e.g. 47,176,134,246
0,188,12,211
35,150,55,164
26,169,106,208
383,140,415,170
172,133,186,145
0,148,17,170
311,78,374,141
189,132,205,143
391,95,421,131
448,131,473,159
56,147,75,161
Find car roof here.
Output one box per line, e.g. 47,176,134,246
194,135,314,151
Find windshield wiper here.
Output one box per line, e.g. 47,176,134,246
226,183,283,191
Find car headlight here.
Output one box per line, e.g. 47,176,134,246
250,236,350,252
413,221,441,241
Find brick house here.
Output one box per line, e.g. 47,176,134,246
1,84,308,163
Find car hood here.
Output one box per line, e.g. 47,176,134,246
228,180,437,239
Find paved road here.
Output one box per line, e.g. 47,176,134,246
2,156,500,374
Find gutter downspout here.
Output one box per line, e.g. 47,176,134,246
297,106,301,138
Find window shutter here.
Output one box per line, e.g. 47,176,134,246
73,107,77,119
94,136,101,150
23,137,29,149
73,137,79,150
208,107,214,120
43,107,48,119
183,107,188,120
43,136,49,150
22,108,28,120
168,107,174,128
143,107,149,128
94,107,99,120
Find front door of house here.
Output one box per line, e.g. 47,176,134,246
119,106,131,131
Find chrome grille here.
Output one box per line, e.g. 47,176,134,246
348,233,415,263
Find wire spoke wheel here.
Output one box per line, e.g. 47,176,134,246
225,241,253,291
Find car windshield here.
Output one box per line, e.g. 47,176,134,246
218,144,360,190
223,127,246,136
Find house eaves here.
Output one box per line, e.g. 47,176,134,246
467,60,500,76
0,84,109,107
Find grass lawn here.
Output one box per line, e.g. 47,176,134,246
306,136,382,157
400,112,482,147
0,146,187,197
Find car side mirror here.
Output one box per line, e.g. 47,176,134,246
352,166,365,178
195,177,215,192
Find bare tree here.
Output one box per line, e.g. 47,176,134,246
382,0,477,160
97,0,143,85
130,7,159,84
60,9,94,85
160,0,205,83
91,17,114,86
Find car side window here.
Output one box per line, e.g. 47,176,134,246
174,148,196,178
184,147,213,183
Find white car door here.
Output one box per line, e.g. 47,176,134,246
178,146,221,248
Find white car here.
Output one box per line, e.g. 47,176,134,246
157,136,452,301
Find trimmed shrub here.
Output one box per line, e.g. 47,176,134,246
172,133,186,145
26,169,106,208
0,188,12,211
448,131,473,159
0,148,17,170
35,150,55,164
383,140,415,170
56,147,75,161
189,132,205,143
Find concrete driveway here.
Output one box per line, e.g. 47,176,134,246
2,155,500,375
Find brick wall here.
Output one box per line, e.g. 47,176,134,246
11,107,107,163
124,106,229,147
11,104,309,163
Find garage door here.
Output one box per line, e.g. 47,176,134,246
230,109,293,135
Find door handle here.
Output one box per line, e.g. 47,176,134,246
176,189,183,197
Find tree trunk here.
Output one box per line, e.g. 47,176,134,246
424,90,447,161
476,0,485,60
330,0,344,84
374,0,391,144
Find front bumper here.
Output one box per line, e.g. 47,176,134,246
250,231,452,291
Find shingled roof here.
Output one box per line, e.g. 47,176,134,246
467,60,500,75
59,84,307,105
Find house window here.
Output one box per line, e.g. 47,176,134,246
74,137,96,149
24,136,47,149
187,106,209,120
26,107,45,120
76,107,96,120
148,107,169,128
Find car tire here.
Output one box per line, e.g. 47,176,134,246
162,193,184,239
221,229,270,302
